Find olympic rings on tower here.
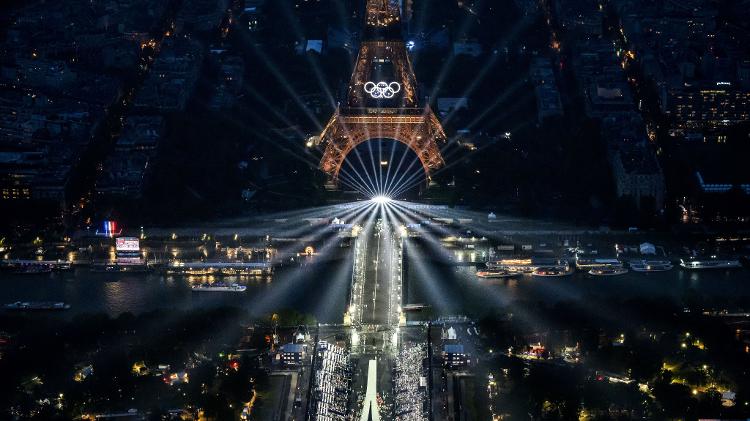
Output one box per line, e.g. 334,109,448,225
364,81,401,99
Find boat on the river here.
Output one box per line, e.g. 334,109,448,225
402,303,429,311
486,257,568,273
167,261,272,276
629,260,674,272
91,263,150,273
190,282,246,292
11,265,52,274
532,265,574,277
4,301,70,311
477,270,519,279
1,260,72,273
576,257,622,270
680,257,743,270
589,266,629,276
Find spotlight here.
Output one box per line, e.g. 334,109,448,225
371,195,392,204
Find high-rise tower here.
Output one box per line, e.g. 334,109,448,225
318,0,445,185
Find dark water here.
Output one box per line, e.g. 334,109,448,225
406,261,750,316
0,257,353,323
1,243,748,324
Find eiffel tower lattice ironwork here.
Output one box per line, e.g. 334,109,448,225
318,0,445,186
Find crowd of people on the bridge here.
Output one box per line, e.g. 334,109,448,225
312,342,352,421
393,344,429,421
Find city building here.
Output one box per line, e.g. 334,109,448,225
530,58,563,122
609,142,666,209
612,0,749,137
0,148,74,204
241,0,266,32
602,114,665,210
663,82,750,130
116,116,165,156
279,342,307,365
132,38,203,113
175,0,231,33
443,344,468,369
562,15,665,213
0,0,174,210
208,55,245,111
95,152,150,198
556,0,604,39
586,80,634,118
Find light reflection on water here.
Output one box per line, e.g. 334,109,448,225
0,258,351,322
406,254,750,320
0,245,748,324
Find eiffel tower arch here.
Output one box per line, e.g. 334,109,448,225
319,0,445,187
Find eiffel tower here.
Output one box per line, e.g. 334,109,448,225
319,0,445,187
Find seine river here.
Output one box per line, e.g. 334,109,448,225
1,247,748,324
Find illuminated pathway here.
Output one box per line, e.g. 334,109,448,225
343,207,406,421
347,216,404,353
